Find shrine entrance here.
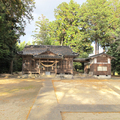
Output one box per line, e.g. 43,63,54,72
36,59,59,75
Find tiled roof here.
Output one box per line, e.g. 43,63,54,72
18,45,79,57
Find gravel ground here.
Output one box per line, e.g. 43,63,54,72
0,78,43,120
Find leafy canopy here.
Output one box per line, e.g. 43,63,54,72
0,0,35,73
80,0,120,49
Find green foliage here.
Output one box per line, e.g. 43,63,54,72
32,14,52,45
16,41,26,51
80,0,120,50
107,40,120,75
54,0,81,46
48,21,61,45
52,0,93,57
0,0,35,73
73,62,84,73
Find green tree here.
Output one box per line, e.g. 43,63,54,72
32,14,52,45
16,41,26,52
107,40,120,75
80,0,120,54
53,0,93,55
54,0,80,46
0,0,35,73
48,20,60,45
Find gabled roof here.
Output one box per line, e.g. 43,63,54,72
73,52,115,62
18,45,79,57
88,52,115,59
40,48,58,56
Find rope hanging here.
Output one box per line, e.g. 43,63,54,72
43,67,45,70
40,61,57,67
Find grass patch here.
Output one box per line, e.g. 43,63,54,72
20,85,34,90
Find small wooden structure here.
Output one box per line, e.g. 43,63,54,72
18,45,78,75
73,53,114,78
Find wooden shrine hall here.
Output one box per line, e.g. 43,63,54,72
18,45,79,75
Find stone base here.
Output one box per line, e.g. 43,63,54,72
56,74,73,79
93,75,111,78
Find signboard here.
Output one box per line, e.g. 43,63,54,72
45,72,50,75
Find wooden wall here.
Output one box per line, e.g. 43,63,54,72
84,55,111,76
57,57,73,74
22,56,73,74
93,64,111,75
90,56,111,75
22,55,39,74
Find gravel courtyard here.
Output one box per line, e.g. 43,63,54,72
53,79,120,105
0,78,43,120
0,78,120,120
53,79,120,120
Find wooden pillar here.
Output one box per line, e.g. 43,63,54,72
71,59,73,74
39,59,40,75
47,59,48,71
28,59,30,70
66,59,67,69
61,60,62,74
34,59,35,68
55,60,57,74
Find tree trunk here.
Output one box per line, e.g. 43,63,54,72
97,42,99,54
9,59,13,74
9,50,13,74
95,40,99,54
113,71,115,76
61,38,63,46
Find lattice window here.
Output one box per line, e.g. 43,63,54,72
36,61,39,68
57,61,61,69
23,60,29,68
69,61,72,69
97,66,107,71
31,60,34,67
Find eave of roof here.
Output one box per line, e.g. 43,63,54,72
33,55,63,59
73,58,89,62
17,45,79,57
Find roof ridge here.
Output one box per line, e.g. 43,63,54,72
25,45,70,48
89,52,105,58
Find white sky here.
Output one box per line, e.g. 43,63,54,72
20,0,103,55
